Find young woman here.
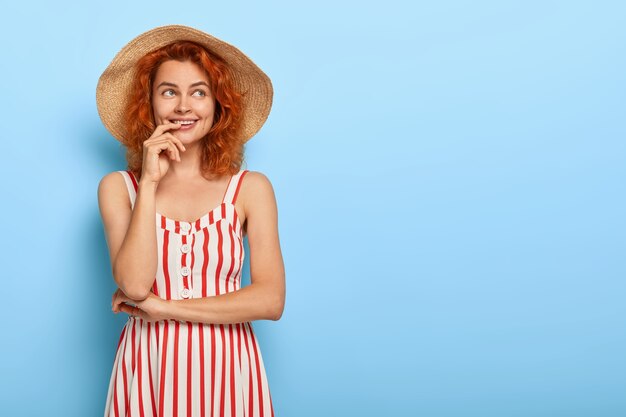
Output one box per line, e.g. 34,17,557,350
96,25,285,416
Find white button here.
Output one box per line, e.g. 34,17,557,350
180,266,191,276
180,244,191,253
180,288,191,299
180,223,191,231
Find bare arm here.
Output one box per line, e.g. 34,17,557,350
168,172,285,322
115,171,286,323
99,123,185,301
98,172,159,301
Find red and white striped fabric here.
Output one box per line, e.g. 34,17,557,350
104,169,275,417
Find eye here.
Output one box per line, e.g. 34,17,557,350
162,89,175,97
192,89,207,97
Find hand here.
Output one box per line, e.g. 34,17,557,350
140,122,187,184
111,288,167,322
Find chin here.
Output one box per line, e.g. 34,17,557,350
178,133,208,145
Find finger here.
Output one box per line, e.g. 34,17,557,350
171,143,180,162
163,137,181,161
121,304,147,321
112,298,123,313
119,303,135,315
151,122,182,138
120,305,131,316
112,293,130,313
164,133,187,152
163,141,179,162
146,139,178,161
112,289,121,308
160,134,182,158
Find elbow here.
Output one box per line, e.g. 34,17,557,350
270,310,283,321
112,266,151,301
122,285,151,302
116,278,151,301
268,295,285,321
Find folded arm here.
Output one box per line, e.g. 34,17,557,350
113,171,286,324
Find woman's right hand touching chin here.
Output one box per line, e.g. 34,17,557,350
140,122,186,184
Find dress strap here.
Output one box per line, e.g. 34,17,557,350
222,169,249,205
117,170,138,209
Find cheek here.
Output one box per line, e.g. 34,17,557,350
201,104,216,124
151,103,166,122
201,102,216,117
152,99,175,118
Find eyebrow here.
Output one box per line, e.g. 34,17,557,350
156,81,211,89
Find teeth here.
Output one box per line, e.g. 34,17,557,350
173,120,196,125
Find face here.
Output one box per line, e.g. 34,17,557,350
151,60,216,144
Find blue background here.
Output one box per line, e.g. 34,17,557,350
0,1,624,416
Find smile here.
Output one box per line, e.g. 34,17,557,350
169,119,199,131
170,119,198,125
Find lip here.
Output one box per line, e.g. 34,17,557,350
169,119,199,130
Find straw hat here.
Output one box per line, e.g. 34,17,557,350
96,24,273,143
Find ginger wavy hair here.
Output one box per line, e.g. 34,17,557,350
122,41,244,179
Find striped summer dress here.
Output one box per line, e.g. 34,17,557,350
104,169,275,417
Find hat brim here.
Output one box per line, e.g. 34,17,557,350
96,24,273,143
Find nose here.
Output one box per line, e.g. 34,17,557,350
175,96,190,114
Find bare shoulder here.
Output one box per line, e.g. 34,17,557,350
242,170,274,192
97,171,134,268
97,171,131,214
240,170,278,213
241,170,276,201
98,170,126,190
